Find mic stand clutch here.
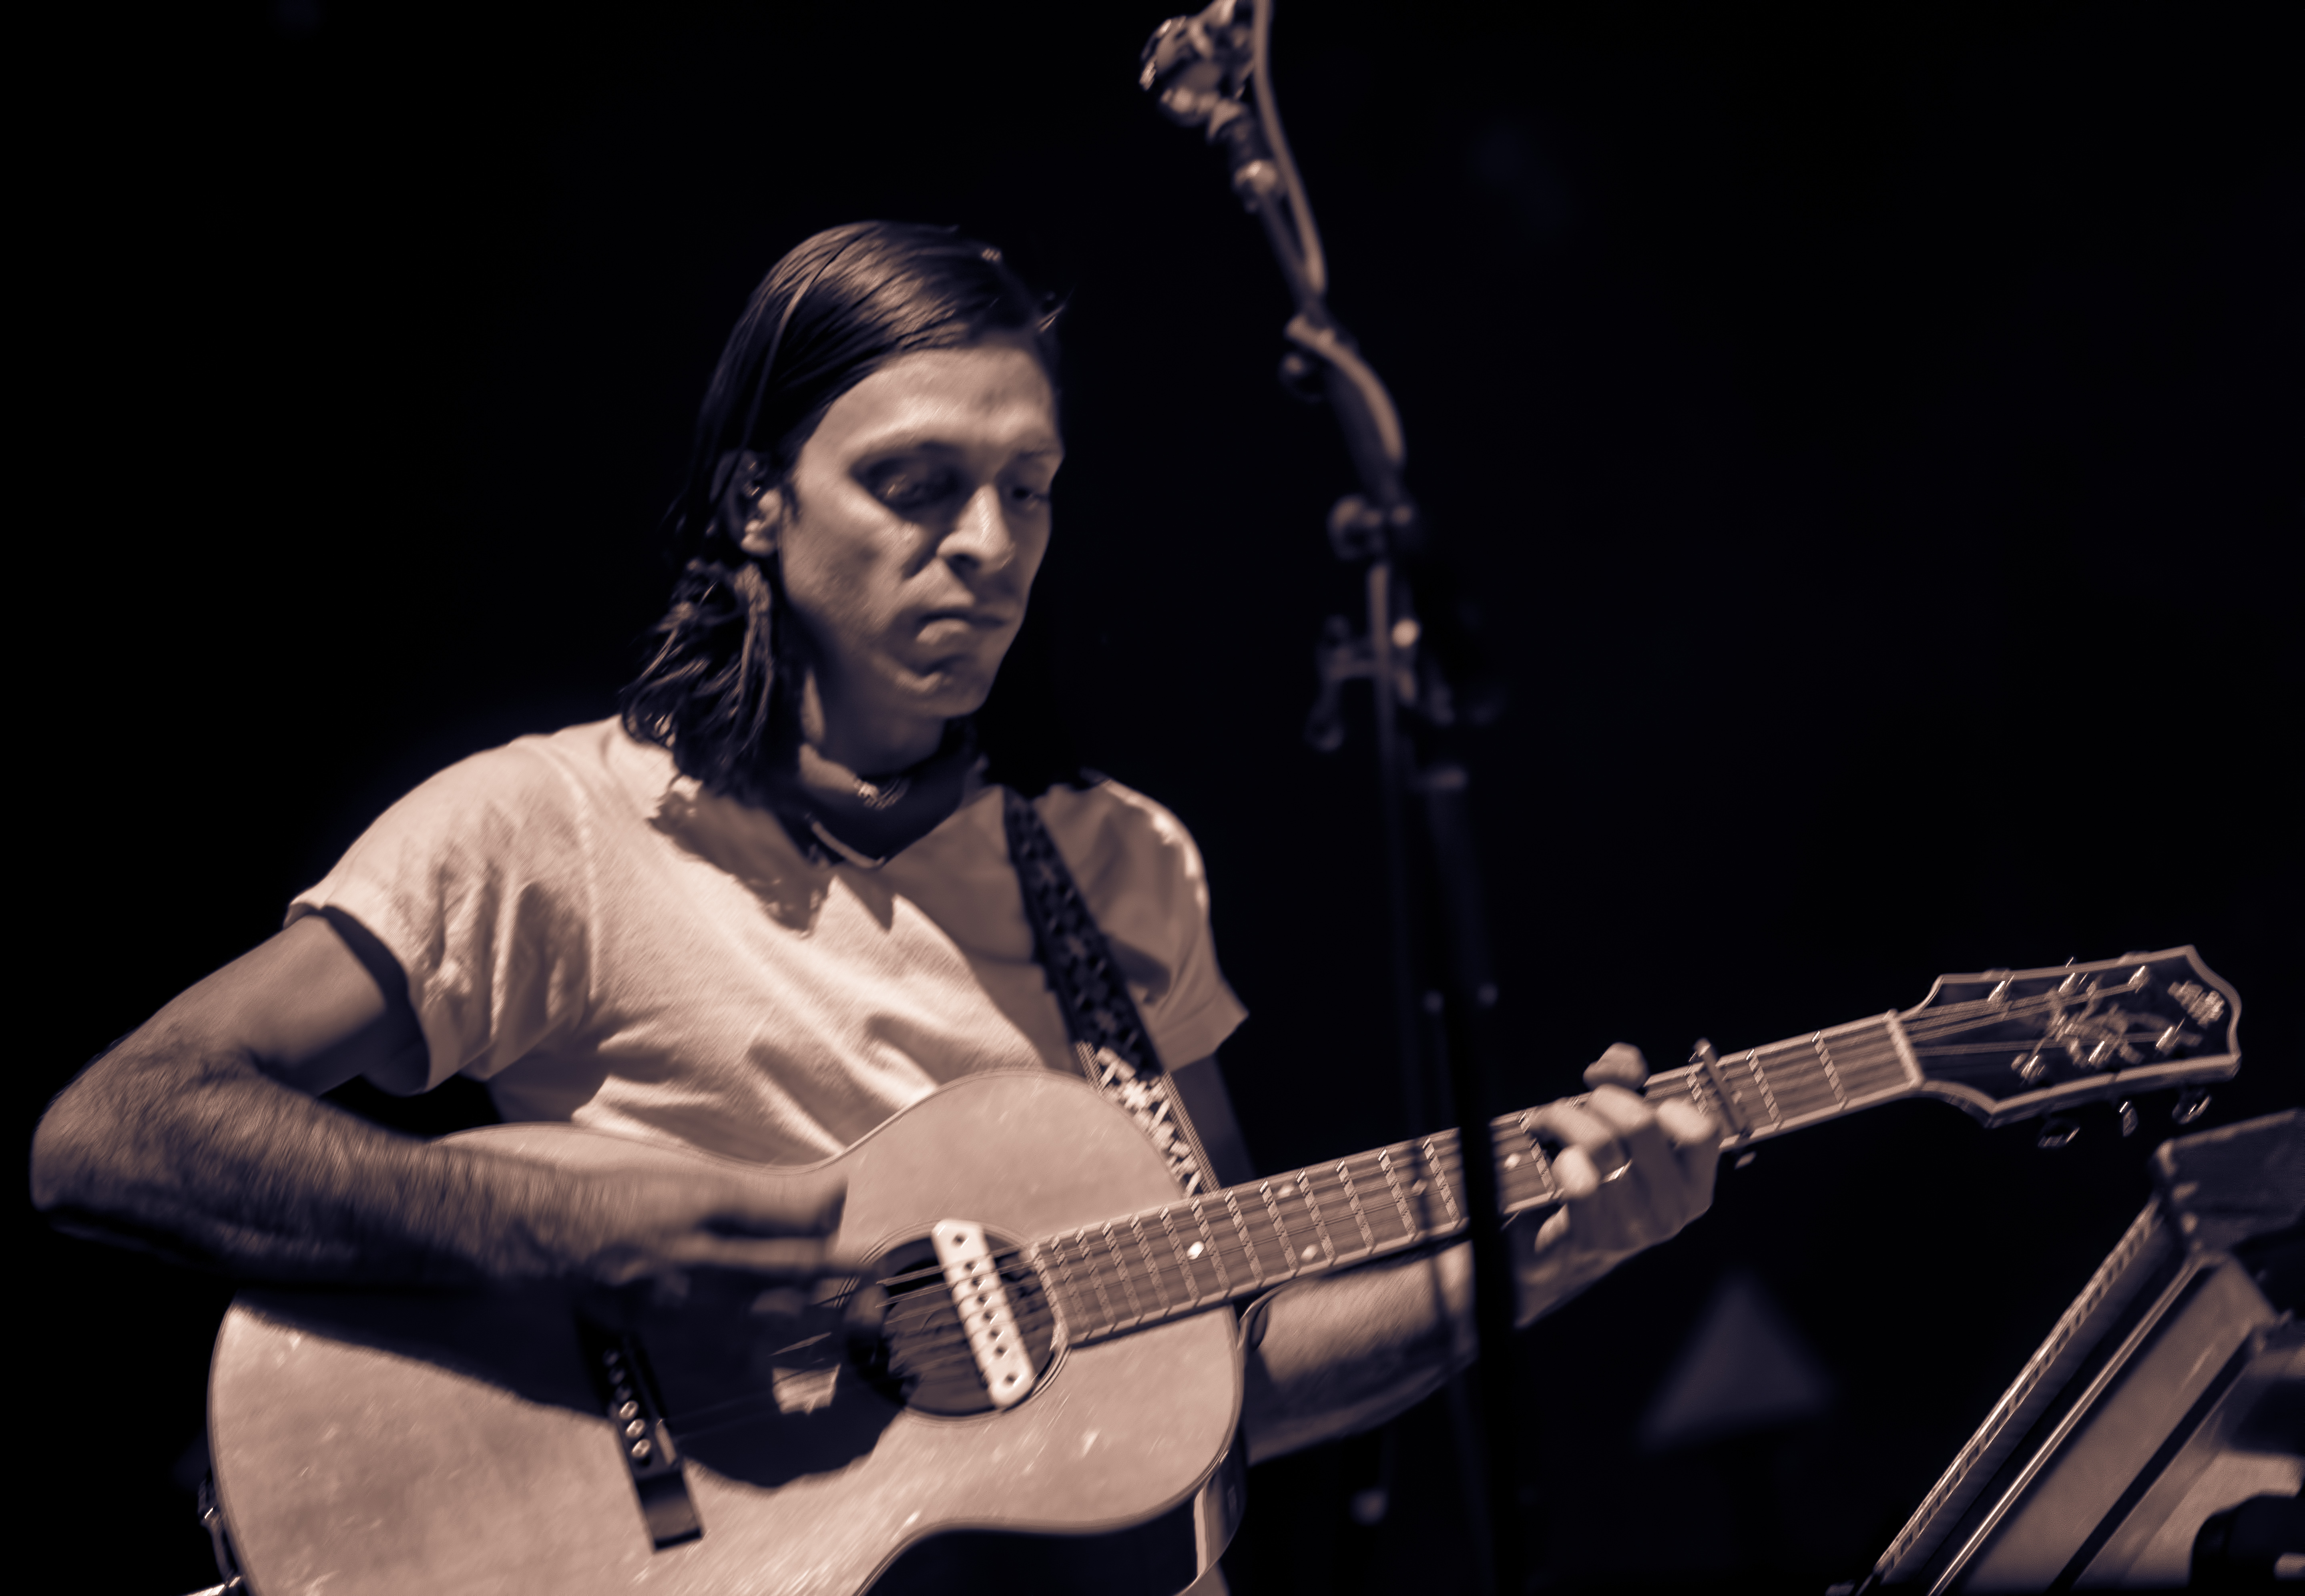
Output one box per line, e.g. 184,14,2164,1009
1143,7,1524,1591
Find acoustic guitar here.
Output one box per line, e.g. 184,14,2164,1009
207,948,2241,1595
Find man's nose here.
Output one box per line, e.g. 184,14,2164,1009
940,484,1020,580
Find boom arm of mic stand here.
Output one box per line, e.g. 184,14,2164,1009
1189,55,1529,1596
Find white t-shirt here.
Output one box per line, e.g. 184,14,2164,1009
287,719,1248,1166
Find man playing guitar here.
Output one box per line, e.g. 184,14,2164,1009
31,221,1720,1586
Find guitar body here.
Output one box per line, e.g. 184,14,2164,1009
209,1071,1245,1596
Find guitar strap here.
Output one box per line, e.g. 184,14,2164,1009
1002,786,1223,1199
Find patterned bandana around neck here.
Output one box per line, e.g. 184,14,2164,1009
765,719,984,868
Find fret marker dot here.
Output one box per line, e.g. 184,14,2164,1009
1504,1153,1521,1169
1186,1241,1205,1259
1301,1245,1319,1262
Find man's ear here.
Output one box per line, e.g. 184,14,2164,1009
715,448,784,558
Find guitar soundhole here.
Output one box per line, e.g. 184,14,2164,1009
848,1233,1059,1417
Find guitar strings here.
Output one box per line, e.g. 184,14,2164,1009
835,1141,1490,1390
663,990,2187,1422
912,986,2133,1347
880,1148,1487,1362
651,1197,1454,1426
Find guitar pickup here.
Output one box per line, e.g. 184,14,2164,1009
575,1318,703,1551
931,1220,1037,1409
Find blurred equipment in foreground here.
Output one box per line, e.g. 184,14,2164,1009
1860,1108,2303,1592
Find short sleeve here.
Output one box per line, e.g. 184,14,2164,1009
1036,779,1249,1070
287,739,596,1094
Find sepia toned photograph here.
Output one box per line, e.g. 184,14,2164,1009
19,2,2298,1591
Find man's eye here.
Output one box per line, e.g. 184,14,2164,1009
873,466,958,509
1009,483,1050,508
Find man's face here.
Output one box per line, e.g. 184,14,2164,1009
748,333,1062,756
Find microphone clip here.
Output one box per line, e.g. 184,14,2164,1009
1140,0,1257,143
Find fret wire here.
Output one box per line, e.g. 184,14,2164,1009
1754,1036,1901,1098
1775,1040,1862,1096
1319,1164,1364,1246
1128,1214,1170,1314
1190,1204,1249,1302
1746,1046,1840,1117
1493,1112,1556,1209
1741,1048,1785,1126
1099,1222,1147,1325
1155,1206,1197,1307
1324,1160,1363,1247
1383,1145,1430,1239
1502,1155,1558,1211
1258,1178,1305,1281
1335,1160,1379,1256
1163,1217,1224,1312
1827,1045,1911,1094
1186,1199,1230,1299
1345,1153,1398,1248
1755,1037,1835,1084
1296,1168,1339,1268
1072,1227,1120,1332
1373,1148,1429,1236
1377,1148,1422,1245
1207,1228,1255,1291
1751,1047,1808,1104
1421,1136,1464,1229
1157,1209,1211,1309
1035,1237,1083,1341
1812,1069,1900,1100
1224,1187,1268,1287
1812,1032,1848,1107
1364,1150,1411,1245
1059,1240,1106,1339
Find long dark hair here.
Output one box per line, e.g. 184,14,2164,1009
620,221,1079,801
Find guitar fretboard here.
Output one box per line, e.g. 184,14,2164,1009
1641,1009,1916,1147
1032,1010,1919,1346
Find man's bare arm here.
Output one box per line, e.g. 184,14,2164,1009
30,916,844,1285
1237,1046,1719,1463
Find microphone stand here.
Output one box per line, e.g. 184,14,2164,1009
1142,7,1524,1592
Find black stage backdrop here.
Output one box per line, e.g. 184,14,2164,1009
19,3,2299,1590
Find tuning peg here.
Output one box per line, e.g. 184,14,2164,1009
2172,1088,2211,1126
2116,1100,2138,1137
2037,1116,2080,1149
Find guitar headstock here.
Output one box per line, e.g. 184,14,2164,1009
1901,947,2240,1128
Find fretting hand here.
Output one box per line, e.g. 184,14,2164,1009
1510,1042,1721,1323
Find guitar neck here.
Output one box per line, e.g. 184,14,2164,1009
1033,1010,1923,1347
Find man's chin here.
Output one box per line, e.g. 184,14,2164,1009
892,665,998,723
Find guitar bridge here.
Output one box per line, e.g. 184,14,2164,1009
932,1220,1038,1408
575,1317,703,1551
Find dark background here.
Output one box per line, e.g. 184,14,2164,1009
20,1,2299,1590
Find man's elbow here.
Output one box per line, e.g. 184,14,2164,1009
29,1072,122,1215
28,1043,159,1217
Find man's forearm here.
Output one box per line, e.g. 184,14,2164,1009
1239,1242,1478,1464
32,1034,566,1284
1236,1218,1653,1464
